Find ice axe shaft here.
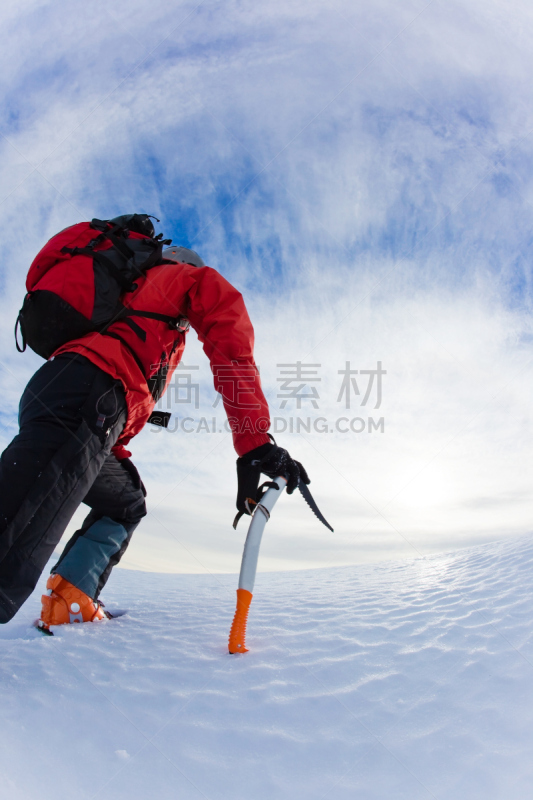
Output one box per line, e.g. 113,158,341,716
228,476,286,654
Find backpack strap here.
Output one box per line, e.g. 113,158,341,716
101,331,147,375
63,239,164,293
90,219,133,244
14,311,26,353
101,231,135,260
101,330,180,402
99,305,188,343
90,217,162,262
120,310,190,340
123,309,187,327
95,236,164,276
90,218,112,233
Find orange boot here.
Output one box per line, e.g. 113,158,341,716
37,574,106,633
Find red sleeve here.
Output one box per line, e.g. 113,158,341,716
185,267,271,456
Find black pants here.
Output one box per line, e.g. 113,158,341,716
0,354,146,623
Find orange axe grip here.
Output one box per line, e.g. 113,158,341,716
228,588,253,654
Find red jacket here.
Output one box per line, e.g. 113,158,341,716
52,258,271,456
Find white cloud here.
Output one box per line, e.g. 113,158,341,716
2,0,533,572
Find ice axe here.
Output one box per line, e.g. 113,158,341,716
228,476,333,654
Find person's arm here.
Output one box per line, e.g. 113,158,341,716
186,265,310,525
186,267,271,456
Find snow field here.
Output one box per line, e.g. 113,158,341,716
1,534,533,799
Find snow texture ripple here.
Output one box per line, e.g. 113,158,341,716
1,534,533,800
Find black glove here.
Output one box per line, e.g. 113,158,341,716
234,441,310,527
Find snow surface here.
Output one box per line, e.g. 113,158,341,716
1,535,533,800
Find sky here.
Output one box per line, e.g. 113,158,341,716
1,0,533,573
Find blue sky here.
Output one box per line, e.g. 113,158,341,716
2,0,533,572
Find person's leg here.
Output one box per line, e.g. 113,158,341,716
0,354,127,622
51,453,147,600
